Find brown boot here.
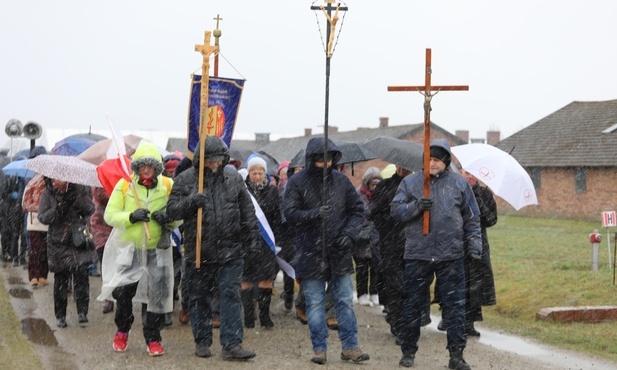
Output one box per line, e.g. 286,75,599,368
296,308,308,325
311,350,327,365
178,308,189,324
326,317,338,330
341,348,370,363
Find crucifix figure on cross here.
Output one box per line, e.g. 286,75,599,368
388,48,469,235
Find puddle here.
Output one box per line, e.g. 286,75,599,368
21,318,58,346
9,287,32,299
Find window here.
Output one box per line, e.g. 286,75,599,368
575,167,587,193
529,167,541,189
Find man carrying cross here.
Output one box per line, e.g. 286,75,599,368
390,139,482,369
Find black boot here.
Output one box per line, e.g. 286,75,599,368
466,321,480,337
448,349,471,370
241,288,255,328
258,288,274,329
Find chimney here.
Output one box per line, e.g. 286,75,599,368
328,126,338,134
304,128,312,136
255,132,270,144
455,130,469,144
379,117,389,128
487,131,500,146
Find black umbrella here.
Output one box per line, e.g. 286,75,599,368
229,148,254,166
332,140,378,164
363,137,423,172
289,149,305,170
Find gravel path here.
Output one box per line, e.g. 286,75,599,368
3,262,617,370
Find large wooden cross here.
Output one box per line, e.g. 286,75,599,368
388,48,469,235
193,31,218,269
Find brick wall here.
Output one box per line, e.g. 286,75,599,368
496,167,617,221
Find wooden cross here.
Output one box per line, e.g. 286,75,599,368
193,31,218,269
310,0,348,58
388,48,469,235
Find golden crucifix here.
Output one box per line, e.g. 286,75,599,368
193,31,217,269
321,2,340,58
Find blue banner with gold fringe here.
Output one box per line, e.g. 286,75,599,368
187,75,245,153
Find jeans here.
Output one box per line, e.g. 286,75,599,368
302,274,359,352
400,259,466,355
185,258,243,350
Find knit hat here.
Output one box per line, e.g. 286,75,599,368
429,146,451,167
247,156,267,172
163,158,180,176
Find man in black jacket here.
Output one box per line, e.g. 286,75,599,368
167,136,260,361
283,137,369,365
369,165,411,338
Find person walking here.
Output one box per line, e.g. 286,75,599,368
38,178,95,328
100,140,179,357
459,169,498,336
283,137,370,365
391,139,482,370
354,167,382,307
166,135,260,361
241,156,281,329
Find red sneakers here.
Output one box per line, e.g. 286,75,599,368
147,341,165,356
113,332,129,352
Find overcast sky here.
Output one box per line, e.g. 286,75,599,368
1,1,616,145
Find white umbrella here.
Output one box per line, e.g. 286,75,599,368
25,154,102,188
450,143,538,210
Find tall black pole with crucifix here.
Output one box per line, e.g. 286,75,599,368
310,0,348,265
388,48,469,235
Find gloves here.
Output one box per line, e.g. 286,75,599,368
129,208,151,223
151,211,168,226
191,193,207,209
336,235,354,249
319,205,332,218
416,197,433,212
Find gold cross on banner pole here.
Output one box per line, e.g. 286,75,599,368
193,31,217,269
388,48,469,235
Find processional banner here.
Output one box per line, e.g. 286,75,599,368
187,75,245,153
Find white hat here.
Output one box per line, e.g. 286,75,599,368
247,156,267,172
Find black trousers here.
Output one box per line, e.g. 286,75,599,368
54,264,90,319
112,282,164,344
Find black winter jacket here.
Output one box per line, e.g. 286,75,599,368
167,163,260,265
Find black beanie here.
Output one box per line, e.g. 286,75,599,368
429,146,451,167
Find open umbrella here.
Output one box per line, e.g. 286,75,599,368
52,137,97,156
26,154,102,188
332,140,378,164
363,137,423,172
78,134,143,165
2,159,34,179
450,143,538,210
289,149,305,169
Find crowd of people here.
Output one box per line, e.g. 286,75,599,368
0,135,498,369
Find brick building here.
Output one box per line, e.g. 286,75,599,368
495,99,617,221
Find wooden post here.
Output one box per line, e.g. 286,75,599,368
194,31,217,269
388,48,469,235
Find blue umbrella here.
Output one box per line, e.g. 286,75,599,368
52,137,96,156
2,159,34,179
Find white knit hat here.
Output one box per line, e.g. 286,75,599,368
247,156,267,172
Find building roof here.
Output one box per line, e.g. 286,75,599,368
496,100,617,167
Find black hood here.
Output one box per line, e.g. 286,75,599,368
304,137,342,168
193,136,230,169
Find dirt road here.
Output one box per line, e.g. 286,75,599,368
3,263,616,370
